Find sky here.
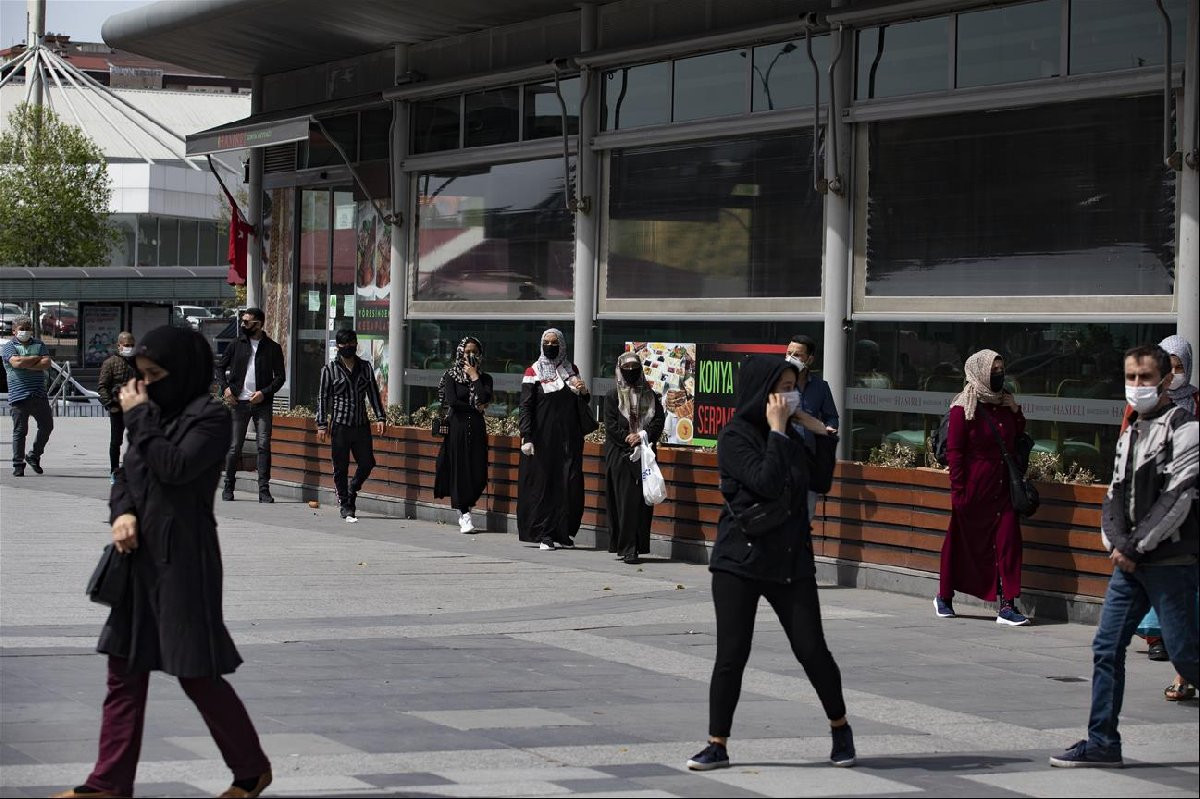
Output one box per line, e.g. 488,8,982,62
1,0,155,49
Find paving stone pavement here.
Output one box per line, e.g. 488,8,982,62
0,418,1196,798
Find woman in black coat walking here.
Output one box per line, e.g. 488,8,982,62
434,336,494,533
604,352,665,564
686,354,854,772
55,326,271,799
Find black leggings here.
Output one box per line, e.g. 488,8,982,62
709,569,846,737
108,413,125,473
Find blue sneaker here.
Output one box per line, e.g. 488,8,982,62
934,596,955,618
997,603,1030,626
687,742,730,771
830,723,856,767
1049,739,1123,768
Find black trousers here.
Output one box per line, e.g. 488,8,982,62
108,412,125,473
10,395,54,467
331,423,375,505
223,401,273,492
709,569,846,737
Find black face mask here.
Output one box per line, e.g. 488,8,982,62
465,353,478,367
620,367,642,385
542,344,560,360
338,345,357,360
146,373,189,415
989,371,1006,392
241,324,259,337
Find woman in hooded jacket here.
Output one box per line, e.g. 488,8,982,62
604,352,665,564
55,326,271,799
687,354,854,772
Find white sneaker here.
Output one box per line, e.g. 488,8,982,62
539,542,554,550
459,513,475,533
344,514,359,524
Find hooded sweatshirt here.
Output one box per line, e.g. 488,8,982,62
710,354,827,583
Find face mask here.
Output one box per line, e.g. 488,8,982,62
338,345,357,360
1126,383,1163,414
989,372,1005,392
15,330,32,343
542,344,560,360
620,367,642,385
1169,373,1187,391
119,346,134,357
786,355,807,372
779,390,802,415
146,373,188,414
465,353,478,367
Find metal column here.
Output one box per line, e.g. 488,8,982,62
1178,0,1200,347
571,4,599,385
821,24,854,459
246,75,265,308
388,44,412,410
25,0,44,108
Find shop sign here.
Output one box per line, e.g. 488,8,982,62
692,343,786,446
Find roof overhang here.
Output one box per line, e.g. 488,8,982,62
102,0,583,78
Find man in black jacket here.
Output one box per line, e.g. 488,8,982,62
214,308,286,502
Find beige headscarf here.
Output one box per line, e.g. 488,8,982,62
950,348,1008,421
615,351,656,431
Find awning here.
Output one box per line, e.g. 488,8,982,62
186,115,309,156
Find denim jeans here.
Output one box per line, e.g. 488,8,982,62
1088,563,1200,755
223,401,273,492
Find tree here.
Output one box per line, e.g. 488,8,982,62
0,103,117,267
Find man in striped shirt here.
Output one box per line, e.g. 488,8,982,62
316,329,386,522
3,316,54,476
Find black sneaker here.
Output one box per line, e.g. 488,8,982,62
830,723,856,767
12,465,24,477
687,741,730,771
258,490,274,503
1148,641,1169,661
25,453,43,474
221,487,235,501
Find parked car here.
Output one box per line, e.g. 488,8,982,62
207,306,236,319
0,302,27,336
40,306,78,338
172,305,214,331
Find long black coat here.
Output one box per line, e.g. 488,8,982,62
434,371,494,510
603,387,665,556
100,394,243,677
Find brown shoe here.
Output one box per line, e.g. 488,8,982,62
51,789,120,798
218,770,272,798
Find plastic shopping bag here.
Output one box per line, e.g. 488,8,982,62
639,432,668,506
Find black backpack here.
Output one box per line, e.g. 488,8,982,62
930,411,952,467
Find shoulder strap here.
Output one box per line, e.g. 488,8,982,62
977,406,1013,460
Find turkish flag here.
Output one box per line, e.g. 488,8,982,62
227,201,254,285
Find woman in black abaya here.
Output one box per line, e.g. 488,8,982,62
517,328,590,550
604,352,665,564
434,337,493,534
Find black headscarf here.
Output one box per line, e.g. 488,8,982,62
135,325,214,420
732,354,799,434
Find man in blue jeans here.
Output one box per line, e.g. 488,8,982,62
1050,344,1198,768
3,316,54,477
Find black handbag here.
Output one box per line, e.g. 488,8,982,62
86,544,131,607
431,408,449,437
979,408,1040,518
721,475,793,537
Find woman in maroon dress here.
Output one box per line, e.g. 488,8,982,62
935,348,1030,626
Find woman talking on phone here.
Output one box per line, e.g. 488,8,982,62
434,336,494,534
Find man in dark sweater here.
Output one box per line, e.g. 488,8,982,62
1050,344,1198,769
214,307,286,502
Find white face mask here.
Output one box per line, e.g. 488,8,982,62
119,346,135,357
15,330,32,343
1125,383,1163,413
778,390,802,415
1169,373,1187,391
785,355,808,372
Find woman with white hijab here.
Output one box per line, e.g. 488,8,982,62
517,328,591,550
604,352,666,564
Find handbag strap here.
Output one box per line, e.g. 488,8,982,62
977,407,1020,473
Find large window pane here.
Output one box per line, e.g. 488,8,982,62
857,17,950,99
307,114,358,168
606,133,821,299
1070,0,1187,74
524,77,579,140
414,159,575,301
359,108,392,161
752,36,829,113
294,188,331,410
673,49,748,122
178,219,198,267
464,88,521,148
602,62,671,130
158,218,179,266
864,96,1175,296
108,214,136,266
413,96,461,153
136,216,158,266
956,1,1061,87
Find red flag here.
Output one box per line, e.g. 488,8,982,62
226,200,254,285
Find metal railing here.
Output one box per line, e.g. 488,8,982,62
1,359,106,417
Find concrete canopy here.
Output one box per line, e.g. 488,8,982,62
102,0,584,78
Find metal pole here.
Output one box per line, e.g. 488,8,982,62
821,22,853,459
1177,0,1199,347
246,74,265,308
572,3,599,387
25,0,44,109
388,44,411,411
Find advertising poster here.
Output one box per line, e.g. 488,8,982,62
82,305,122,367
355,200,392,403
625,342,696,445
693,343,786,446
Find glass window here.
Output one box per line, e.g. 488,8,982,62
606,133,822,299
603,62,671,130
844,320,1174,480
857,17,950,99
672,49,748,122
524,77,580,140
359,108,393,161
158,218,179,266
178,220,198,267
464,88,521,148
294,188,332,410
136,216,158,266
413,96,461,154
199,220,218,266
752,36,829,113
307,113,358,168
864,95,1175,296
1070,0,1187,74
414,158,575,302
956,1,1061,87
108,214,136,266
